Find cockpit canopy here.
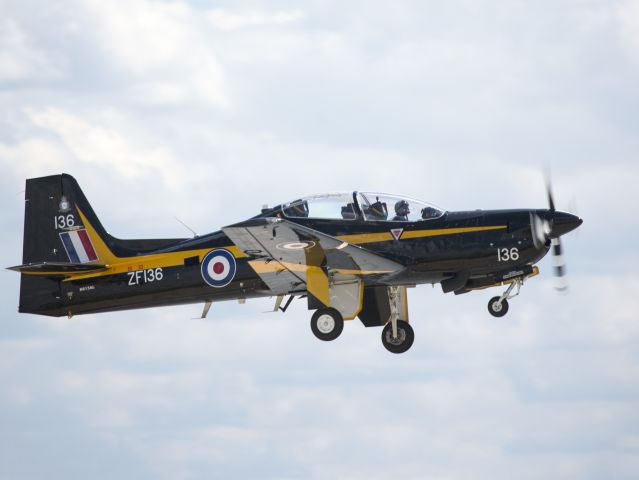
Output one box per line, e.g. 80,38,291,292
281,192,444,222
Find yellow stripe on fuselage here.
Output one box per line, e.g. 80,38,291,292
63,209,245,281
336,225,506,244
56,213,506,282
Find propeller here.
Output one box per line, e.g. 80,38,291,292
547,176,569,292
529,173,581,292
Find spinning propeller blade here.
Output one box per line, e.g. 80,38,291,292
532,172,581,292
545,172,556,212
551,238,568,292
546,175,567,291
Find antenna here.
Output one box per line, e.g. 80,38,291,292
174,216,198,238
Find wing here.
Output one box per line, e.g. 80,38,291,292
222,218,404,303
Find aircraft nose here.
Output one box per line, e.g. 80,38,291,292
549,211,583,237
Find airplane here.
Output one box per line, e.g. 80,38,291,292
8,174,582,354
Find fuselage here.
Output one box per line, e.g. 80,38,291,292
35,207,571,317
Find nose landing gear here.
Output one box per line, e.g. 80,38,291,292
487,278,523,318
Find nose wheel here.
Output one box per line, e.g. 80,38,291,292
488,297,509,317
310,308,344,341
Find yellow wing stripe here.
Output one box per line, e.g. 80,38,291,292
248,259,393,276
250,259,331,306
306,266,330,306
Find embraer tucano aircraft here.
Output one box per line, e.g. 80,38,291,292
9,174,582,353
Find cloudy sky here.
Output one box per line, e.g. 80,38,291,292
1,0,639,478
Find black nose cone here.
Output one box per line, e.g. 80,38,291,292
550,211,583,237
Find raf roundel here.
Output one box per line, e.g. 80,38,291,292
201,249,237,288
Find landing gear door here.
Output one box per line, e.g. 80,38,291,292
395,286,409,322
328,280,363,320
358,286,409,327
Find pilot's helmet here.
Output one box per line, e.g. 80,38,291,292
395,200,410,217
421,207,438,219
289,200,308,217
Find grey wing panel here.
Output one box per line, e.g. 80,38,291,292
223,222,306,294
273,220,403,275
223,218,404,277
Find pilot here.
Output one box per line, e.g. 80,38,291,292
286,201,309,218
367,200,388,220
392,200,410,221
421,206,439,219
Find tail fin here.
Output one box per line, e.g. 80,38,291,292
22,173,185,264
15,174,184,316
16,174,112,315
22,174,111,265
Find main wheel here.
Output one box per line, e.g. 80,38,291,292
488,296,509,317
381,320,414,354
311,308,344,341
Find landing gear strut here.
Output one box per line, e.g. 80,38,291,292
381,286,414,353
310,308,344,341
488,278,523,318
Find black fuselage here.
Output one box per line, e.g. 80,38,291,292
22,207,566,317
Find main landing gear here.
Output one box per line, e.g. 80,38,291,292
308,285,414,353
381,286,414,354
381,320,414,354
487,278,523,318
310,308,344,341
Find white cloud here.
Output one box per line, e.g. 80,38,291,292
207,8,305,31
80,0,228,108
0,19,65,82
26,108,185,190
0,137,70,179
617,0,639,61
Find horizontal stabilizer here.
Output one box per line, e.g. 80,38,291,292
8,262,107,276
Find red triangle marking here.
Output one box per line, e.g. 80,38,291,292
391,228,404,240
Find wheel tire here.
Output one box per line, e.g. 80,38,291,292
488,296,509,317
311,308,344,341
381,320,414,354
